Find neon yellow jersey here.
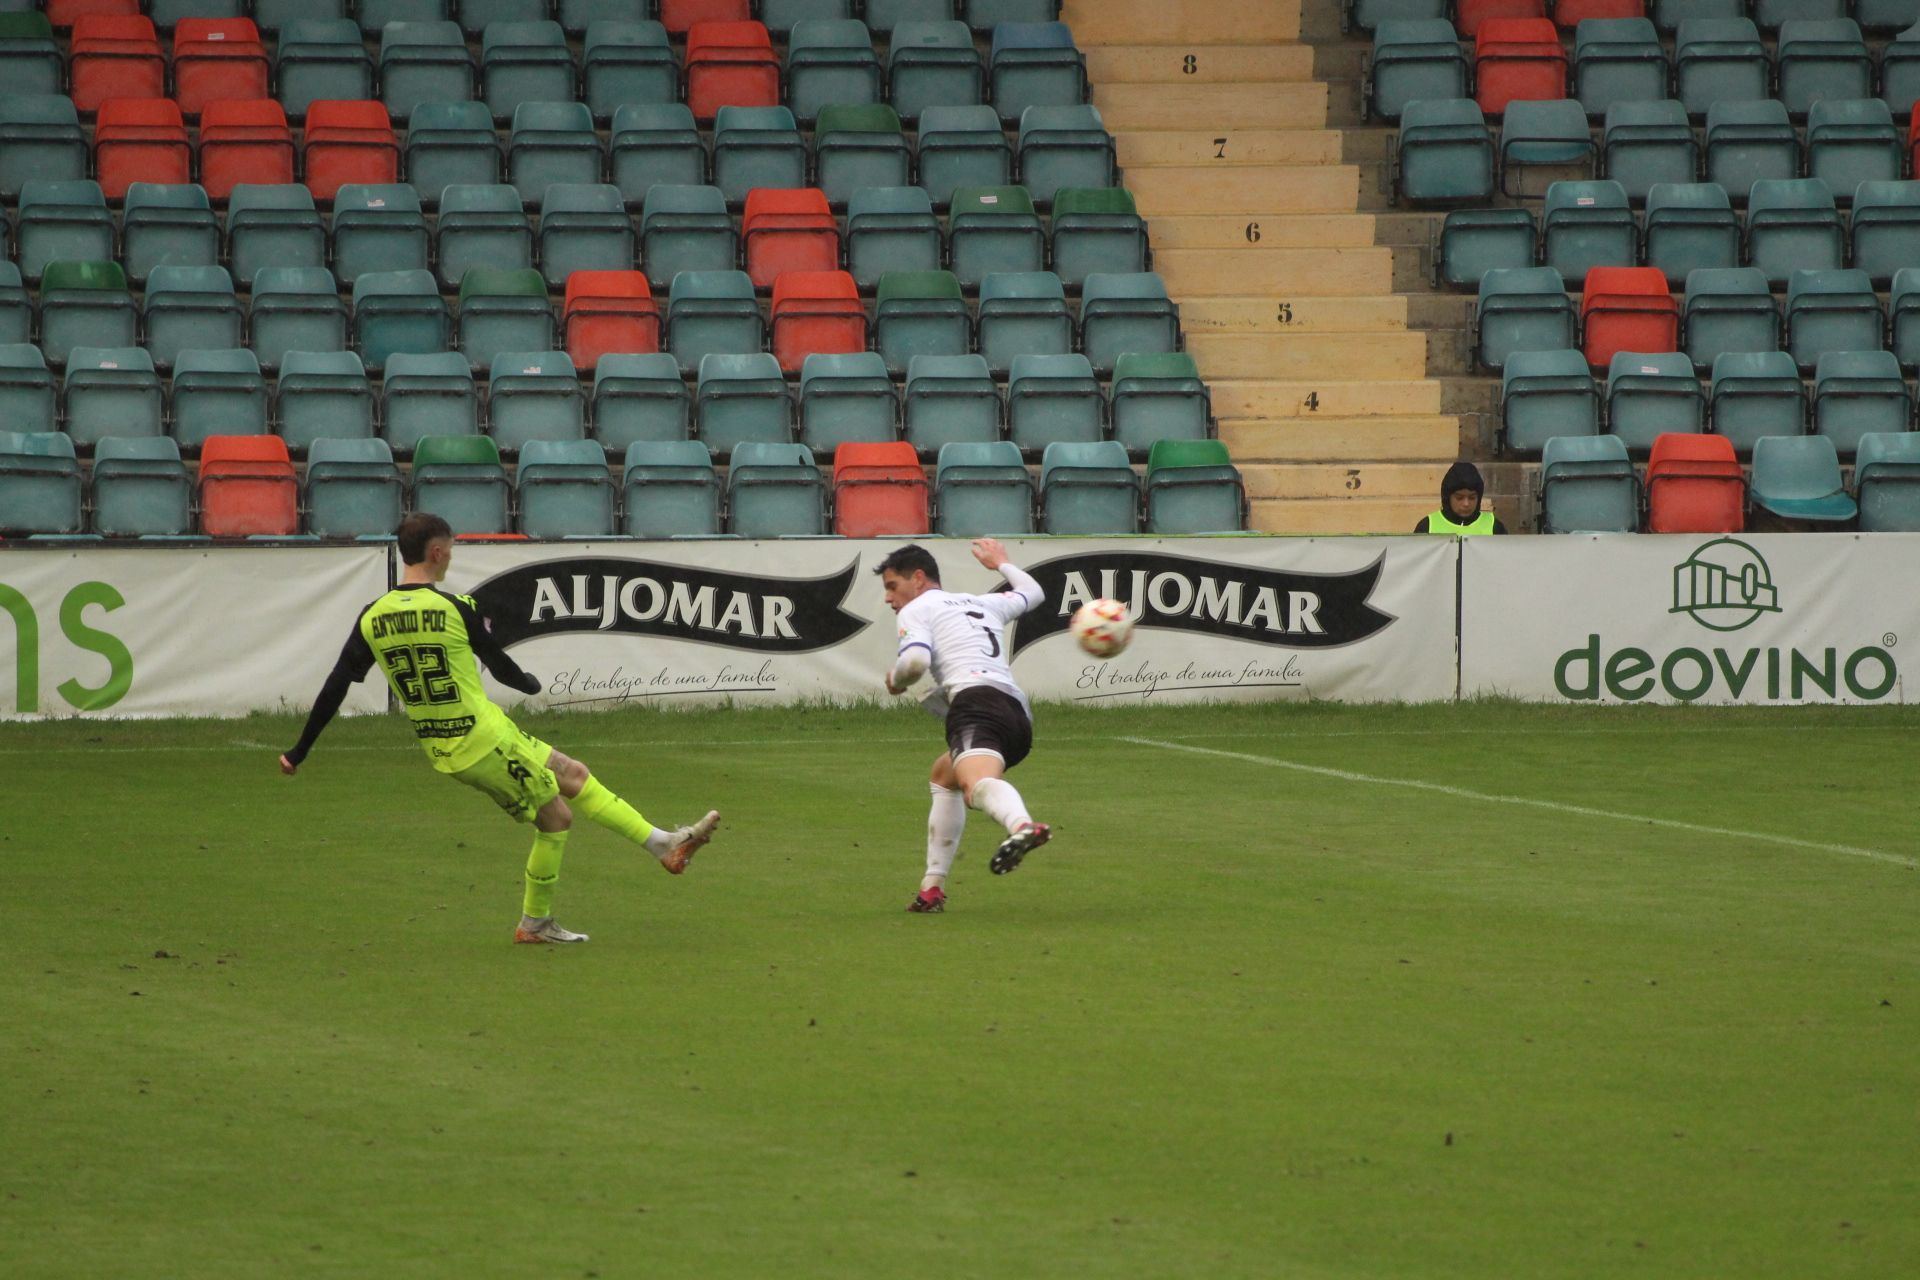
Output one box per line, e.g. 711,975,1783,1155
354,585,520,772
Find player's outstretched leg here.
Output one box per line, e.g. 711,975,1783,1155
556,751,720,875
966,775,1051,876
911,772,967,912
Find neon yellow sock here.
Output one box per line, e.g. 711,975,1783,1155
573,775,658,849
522,829,568,919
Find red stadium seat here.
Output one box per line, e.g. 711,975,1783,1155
94,98,191,199
46,0,139,29
685,21,780,120
302,100,399,202
172,19,270,118
832,441,930,538
1474,18,1566,114
1457,0,1548,39
562,271,662,369
1646,433,1744,533
1552,0,1644,28
69,15,166,113
770,270,867,373
1582,266,1678,369
199,435,298,536
660,0,751,36
198,99,295,199
742,189,842,290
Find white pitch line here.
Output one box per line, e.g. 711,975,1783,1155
1121,736,1920,872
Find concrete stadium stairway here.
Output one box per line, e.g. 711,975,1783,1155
1064,0,1476,534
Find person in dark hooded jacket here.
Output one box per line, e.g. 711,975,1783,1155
1413,460,1506,535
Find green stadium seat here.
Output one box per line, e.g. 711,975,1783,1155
1437,208,1536,290
583,21,677,122
1007,352,1103,453
1785,268,1882,372
1541,180,1636,286
403,101,502,207
611,103,709,206
667,270,765,375
378,21,473,124
1016,104,1115,205
1675,18,1769,117
977,271,1074,375
786,18,882,123
0,12,62,98
0,96,86,201
1049,187,1149,290
121,183,218,286
622,438,721,537
458,267,556,373
1080,271,1181,375
815,103,913,206
1708,351,1805,455
509,101,604,208
63,346,162,449
1370,19,1471,121
1110,351,1211,456
1397,98,1495,203
276,349,374,454
1602,100,1697,203
331,183,431,285
1573,17,1666,119
846,187,942,291
875,270,970,376
1144,438,1246,533
488,350,586,453
518,437,617,537
226,185,325,290
712,105,807,204
726,440,828,536
92,434,191,537
539,184,635,288
1853,431,1920,531
1777,19,1871,115
906,354,1001,456
410,433,511,534
305,435,403,538
696,352,792,458
435,184,534,289
1643,183,1739,286
642,184,739,283
0,343,55,429
481,21,575,123
888,20,983,124
1813,349,1910,456
279,20,376,120
142,265,242,370
169,347,269,451
352,270,452,371
594,352,690,452
1806,98,1900,197
1040,438,1137,534
1538,433,1639,533
39,260,136,367
935,439,1033,536
0,428,82,534
1501,347,1598,453
1747,178,1845,287
249,267,348,371
1750,434,1857,522
1682,267,1778,371
381,351,479,454
800,352,899,454
16,180,113,285
1607,350,1705,451
917,104,1013,207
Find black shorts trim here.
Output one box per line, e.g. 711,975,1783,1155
944,686,1033,771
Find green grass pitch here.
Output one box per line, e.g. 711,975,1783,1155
3,700,1916,1278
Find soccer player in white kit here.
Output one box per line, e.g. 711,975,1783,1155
877,538,1052,913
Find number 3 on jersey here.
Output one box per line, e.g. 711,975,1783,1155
382,643,459,706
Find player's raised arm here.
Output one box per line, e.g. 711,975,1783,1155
280,625,376,775
972,537,1043,617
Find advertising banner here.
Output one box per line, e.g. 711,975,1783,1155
0,545,390,719
450,536,1461,709
1460,534,1918,705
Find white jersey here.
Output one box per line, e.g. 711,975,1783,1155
895,564,1042,716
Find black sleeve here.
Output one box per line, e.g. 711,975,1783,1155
284,621,377,765
450,592,541,695
1412,516,1431,533
1493,518,1509,535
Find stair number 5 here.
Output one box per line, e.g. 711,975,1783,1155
1276,302,1293,324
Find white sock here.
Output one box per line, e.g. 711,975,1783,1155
967,776,1032,836
923,783,966,891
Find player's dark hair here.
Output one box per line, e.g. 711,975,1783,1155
396,512,454,565
874,544,940,584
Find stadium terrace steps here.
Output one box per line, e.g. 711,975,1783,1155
1074,0,1468,533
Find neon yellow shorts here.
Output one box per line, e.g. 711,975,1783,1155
451,726,560,823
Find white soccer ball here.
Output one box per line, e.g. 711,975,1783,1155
1071,598,1135,657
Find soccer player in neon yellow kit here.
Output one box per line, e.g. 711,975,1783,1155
279,513,719,944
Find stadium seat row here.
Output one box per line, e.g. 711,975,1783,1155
0,431,1244,540
1534,429,1920,533
3,344,1210,459
1351,0,1920,39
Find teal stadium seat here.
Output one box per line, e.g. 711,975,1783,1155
225,185,325,288
1854,432,1920,530
435,184,534,289
1144,438,1246,534
1704,99,1799,201
876,271,971,376
917,105,1012,207
935,439,1034,537
403,101,502,207
1746,179,1845,286
1541,180,1636,286
331,183,430,285
992,22,1085,123
276,350,374,453
121,183,217,285
0,428,81,534
1007,352,1103,453
622,438,721,537
1750,435,1857,522
786,18,882,123
726,440,828,537
1849,181,1920,285
642,184,739,283
517,437,617,537
712,105,807,204
249,267,347,371
0,262,29,346
460,0,547,39
761,1,855,39
1499,100,1597,199
1709,350,1806,454
378,21,474,124
1080,271,1181,376
1016,104,1115,205
1880,19,1920,117
1369,20,1470,121
0,96,86,200
488,350,586,453
1397,98,1494,203
352,270,452,371
1049,187,1149,290
1683,267,1779,370
142,265,242,370
410,433,511,534
667,270,764,375
1644,183,1739,286
0,342,54,429
458,267,556,373
482,22,575,123
509,101,604,208
1785,268,1882,372
948,185,1047,288
63,346,162,449
1813,350,1910,456
977,271,1074,375
1777,19,1871,115
846,187,943,290
906,354,1001,456
696,351,792,457
593,352,691,452
1437,208,1536,289
1476,266,1575,371
38,260,135,367
281,19,377,120
92,435,191,537
814,103,912,206
888,20,983,124
1040,438,1136,534
1608,350,1706,452
1502,347,1599,453
1603,101,1697,203
359,0,445,37
611,103,708,206
169,348,269,451
381,351,478,454
0,11,61,98
799,352,899,454
867,0,958,33
582,19,676,120
1675,18,1769,117
1573,18,1666,119
539,184,635,288
1538,433,1639,533
305,436,404,538
1110,351,1211,456
16,180,112,284
1806,98,1900,197
1891,268,1920,368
